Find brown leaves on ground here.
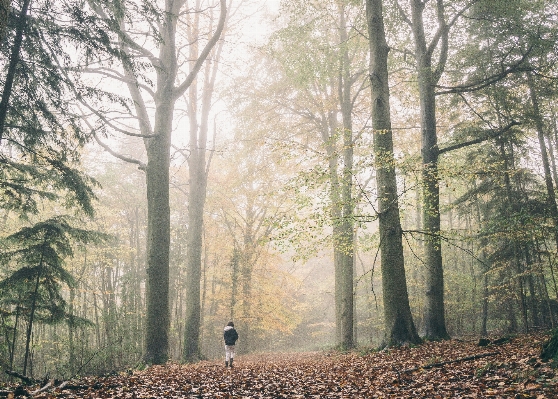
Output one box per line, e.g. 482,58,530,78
5,333,558,398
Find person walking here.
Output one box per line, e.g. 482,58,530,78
223,321,238,368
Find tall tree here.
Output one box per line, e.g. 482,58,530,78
366,0,421,347
81,0,227,364
406,0,453,340
336,1,356,349
182,1,227,362
0,0,30,140
0,0,101,219
264,0,368,348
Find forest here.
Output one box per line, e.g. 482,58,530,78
1,0,558,389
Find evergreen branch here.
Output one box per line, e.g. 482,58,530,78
435,48,533,95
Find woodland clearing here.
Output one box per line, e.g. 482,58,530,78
1,333,557,398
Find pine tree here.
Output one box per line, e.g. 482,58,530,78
0,216,105,375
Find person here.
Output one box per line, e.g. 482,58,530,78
223,321,238,368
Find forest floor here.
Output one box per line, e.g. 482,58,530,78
2,332,558,398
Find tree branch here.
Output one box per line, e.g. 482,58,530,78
435,48,533,95
93,133,147,170
174,0,227,99
438,121,519,155
394,0,412,27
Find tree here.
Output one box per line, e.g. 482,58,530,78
0,216,102,375
405,0,455,340
440,0,558,333
80,0,227,364
182,1,228,361
366,0,421,347
264,0,368,349
396,0,536,340
0,0,101,219
0,0,31,140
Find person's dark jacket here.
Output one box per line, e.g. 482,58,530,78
224,326,238,346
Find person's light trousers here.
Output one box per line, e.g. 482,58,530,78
225,345,235,361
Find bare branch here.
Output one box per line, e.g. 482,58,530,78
78,67,155,99
93,132,146,170
394,0,412,27
86,0,160,68
174,0,227,99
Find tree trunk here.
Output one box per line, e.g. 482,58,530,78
68,287,76,373
182,9,224,360
324,113,343,343
240,198,255,352
498,140,528,332
0,0,31,142
473,185,490,337
528,73,558,252
410,0,449,340
183,154,206,361
143,93,173,363
367,0,421,347
0,0,10,43
9,300,20,371
337,4,354,350
23,258,42,375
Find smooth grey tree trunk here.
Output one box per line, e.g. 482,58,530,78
144,112,172,363
367,0,421,347
336,4,355,350
409,0,449,340
182,8,225,361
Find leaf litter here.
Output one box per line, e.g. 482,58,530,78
2,333,557,398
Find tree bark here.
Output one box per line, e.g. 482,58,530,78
528,73,558,252
336,3,355,350
143,76,174,365
367,0,421,347
410,0,449,340
0,0,10,43
182,4,225,361
0,0,31,142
